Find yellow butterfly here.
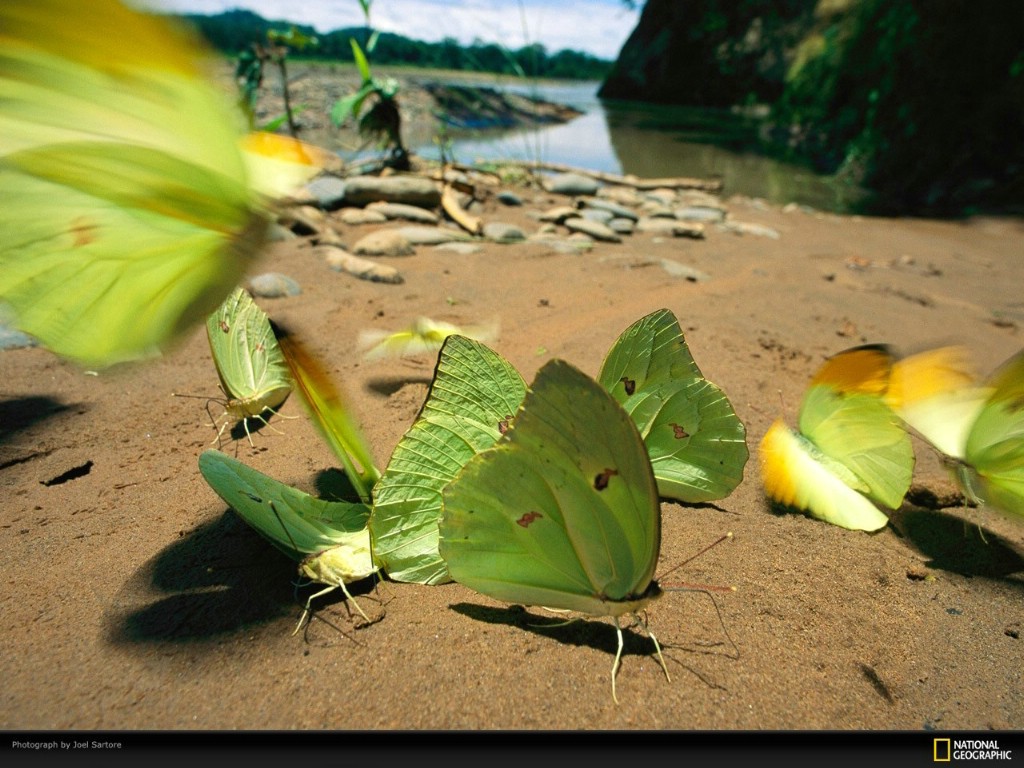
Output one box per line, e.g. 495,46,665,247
0,0,331,367
358,316,500,361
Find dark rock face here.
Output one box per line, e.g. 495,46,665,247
598,0,816,106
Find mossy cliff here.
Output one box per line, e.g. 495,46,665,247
600,0,1024,215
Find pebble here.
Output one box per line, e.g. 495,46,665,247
543,172,600,197
483,222,527,243
351,229,415,256
435,242,485,255
318,245,404,284
341,208,389,225
564,217,622,242
718,220,780,239
367,202,440,224
343,175,442,207
248,272,301,298
395,225,474,245
304,176,347,209
676,205,726,222
578,196,638,221
0,324,38,351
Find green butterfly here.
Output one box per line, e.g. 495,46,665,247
759,344,914,531
598,308,748,503
371,335,526,584
439,359,669,703
197,449,379,631
205,287,292,445
889,345,1024,520
0,0,329,368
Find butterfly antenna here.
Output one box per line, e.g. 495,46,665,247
658,531,734,583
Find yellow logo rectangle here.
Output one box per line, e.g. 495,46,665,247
935,738,952,762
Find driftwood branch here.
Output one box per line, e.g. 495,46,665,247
521,161,723,192
441,184,483,236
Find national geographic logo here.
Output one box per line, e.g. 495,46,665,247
935,739,1014,762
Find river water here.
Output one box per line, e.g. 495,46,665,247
411,80,867,214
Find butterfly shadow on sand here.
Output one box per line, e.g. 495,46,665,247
887,502,1024,581
105,509,380,646
449,601,736,694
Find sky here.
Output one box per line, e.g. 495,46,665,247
147,0,641,60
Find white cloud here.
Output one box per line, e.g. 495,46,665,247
147,0,639,59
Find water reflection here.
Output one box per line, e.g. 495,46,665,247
413,80,867,214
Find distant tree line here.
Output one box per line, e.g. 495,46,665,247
179,10,612,80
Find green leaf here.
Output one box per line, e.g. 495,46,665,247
330,82,376,125
350,37,373,83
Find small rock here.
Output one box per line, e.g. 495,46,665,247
644,188,677,207
718,220,780,239
395,225,473,245
564,217,621,242
659,260,711,281
636,218,705,238
497,191,524,206
367,202,440,224
341,208,389,225
608,218,636,235
675,205,726,223
539,206,580,224
352,229,415,256
581,209,614,224
343,175,442,207
248,272,301,298
435,241,485,255
0,324,38,351
304,176,347,210
579,197,638,221
543,172,600,197
318,245,403,284
483,222,527,243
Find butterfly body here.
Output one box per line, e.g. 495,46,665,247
759,345,914,531
440,359,668,701
197,450,378,630
205,288,291,443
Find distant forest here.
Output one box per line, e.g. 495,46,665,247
177,9,613,80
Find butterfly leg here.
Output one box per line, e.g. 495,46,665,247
292,584,339,636
335,578,372,624
611,617,625,705
644,623,671,684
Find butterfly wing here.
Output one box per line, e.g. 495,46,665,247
0,0,323,367
599,308,748,502
206,287,291,418
887,346,989,460
759,419,891,531
198,449,371,561
759,345,913,531
370,335,527,584
359,317,498,361
439,359,661,617
963,348,1024,517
